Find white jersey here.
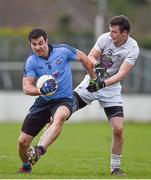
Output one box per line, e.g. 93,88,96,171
94,32,139,78
74,33,139,108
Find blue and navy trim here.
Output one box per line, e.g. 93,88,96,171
52,44,77,53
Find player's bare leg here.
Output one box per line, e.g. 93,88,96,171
17,132,33,162
17,132,33,173
37,119,52,146
39,106,70,149
28,106,70,165
28,121,52,165
110,117,125,176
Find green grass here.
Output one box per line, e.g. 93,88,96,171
0,121,151,179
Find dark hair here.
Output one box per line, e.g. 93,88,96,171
109,15,131,33
28,28,48,41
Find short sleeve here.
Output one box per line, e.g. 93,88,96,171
94,33,109,52
125,44,140,65
64,44,77,61
23,57,36,77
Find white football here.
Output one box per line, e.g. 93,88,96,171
36,75,58,96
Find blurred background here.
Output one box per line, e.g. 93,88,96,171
0,0,151,122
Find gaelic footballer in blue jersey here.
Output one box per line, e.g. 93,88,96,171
17,28,96,173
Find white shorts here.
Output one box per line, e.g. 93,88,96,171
74,75,123,108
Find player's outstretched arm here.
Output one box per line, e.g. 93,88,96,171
88,48,102,65
105,61,133,86
76,50,96,80
86,61,133,92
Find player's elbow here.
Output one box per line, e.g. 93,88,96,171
76,50,87,62
23,85,30,95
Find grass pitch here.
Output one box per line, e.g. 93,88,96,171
0,121,151,179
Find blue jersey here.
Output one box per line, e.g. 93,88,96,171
24,44,77,100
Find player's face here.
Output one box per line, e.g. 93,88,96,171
30,36,49,57
109,25,128,47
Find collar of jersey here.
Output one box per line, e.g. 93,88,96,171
121,35,130,48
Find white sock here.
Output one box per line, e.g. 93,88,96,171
110,153,122,172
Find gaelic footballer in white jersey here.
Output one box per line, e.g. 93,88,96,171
73,15,139,176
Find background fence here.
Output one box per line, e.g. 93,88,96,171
0,47,151,94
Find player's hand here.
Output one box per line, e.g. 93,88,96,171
86,78,106,92
40,79,57,95
95,63,106,78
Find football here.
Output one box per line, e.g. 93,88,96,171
36,74,58,96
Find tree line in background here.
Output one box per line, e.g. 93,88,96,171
0,0,151,62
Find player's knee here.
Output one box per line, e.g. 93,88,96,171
18,136,30,148
54,106,70,122
113,127,123,138
53,117,65,127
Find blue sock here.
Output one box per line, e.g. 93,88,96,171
23,162,31,169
